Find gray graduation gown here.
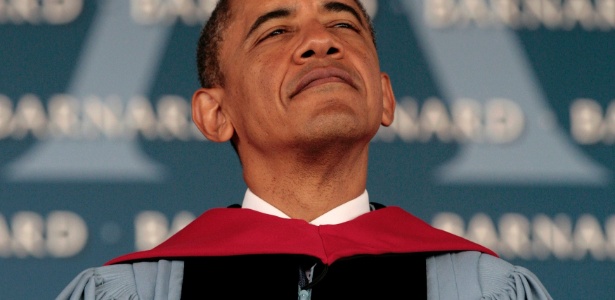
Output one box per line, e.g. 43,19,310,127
56,251,552,300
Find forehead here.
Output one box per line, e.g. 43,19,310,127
226,0,365,31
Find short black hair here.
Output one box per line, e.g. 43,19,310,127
196,0,232,89
196,0,376,89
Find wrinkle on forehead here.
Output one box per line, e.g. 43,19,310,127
230,0,367,33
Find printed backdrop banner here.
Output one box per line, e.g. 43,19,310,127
1,0,614,299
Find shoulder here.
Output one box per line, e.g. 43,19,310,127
426,251,552,300
56,260,184,300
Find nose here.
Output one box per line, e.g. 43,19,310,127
292,22,345,64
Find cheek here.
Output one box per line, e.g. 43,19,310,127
247,55,287,108
255,56,284,87
238,64,281,122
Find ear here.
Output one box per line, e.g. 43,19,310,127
380,72,396,127
192,88,235,142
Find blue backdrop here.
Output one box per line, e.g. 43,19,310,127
1,0,614,298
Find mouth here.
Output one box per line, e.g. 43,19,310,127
289,67,357,99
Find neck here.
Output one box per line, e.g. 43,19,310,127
241,143,369,222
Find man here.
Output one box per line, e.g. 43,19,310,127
58,0,552,299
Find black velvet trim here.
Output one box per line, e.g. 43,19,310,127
181,253,427,299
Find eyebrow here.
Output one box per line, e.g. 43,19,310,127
245,1,366,40
247,8,292,39
323,1,365,27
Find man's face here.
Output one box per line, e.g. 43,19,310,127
216,0,394,155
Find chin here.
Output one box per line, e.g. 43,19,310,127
296,118,371,149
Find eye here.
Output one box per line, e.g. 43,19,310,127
268,28,286,37
333,22,358,31
258,28,287,43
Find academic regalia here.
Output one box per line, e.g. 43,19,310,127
57,207,552,299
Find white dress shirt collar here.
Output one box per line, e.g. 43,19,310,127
241,189,371,225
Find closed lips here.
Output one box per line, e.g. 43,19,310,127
290,67,356,99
